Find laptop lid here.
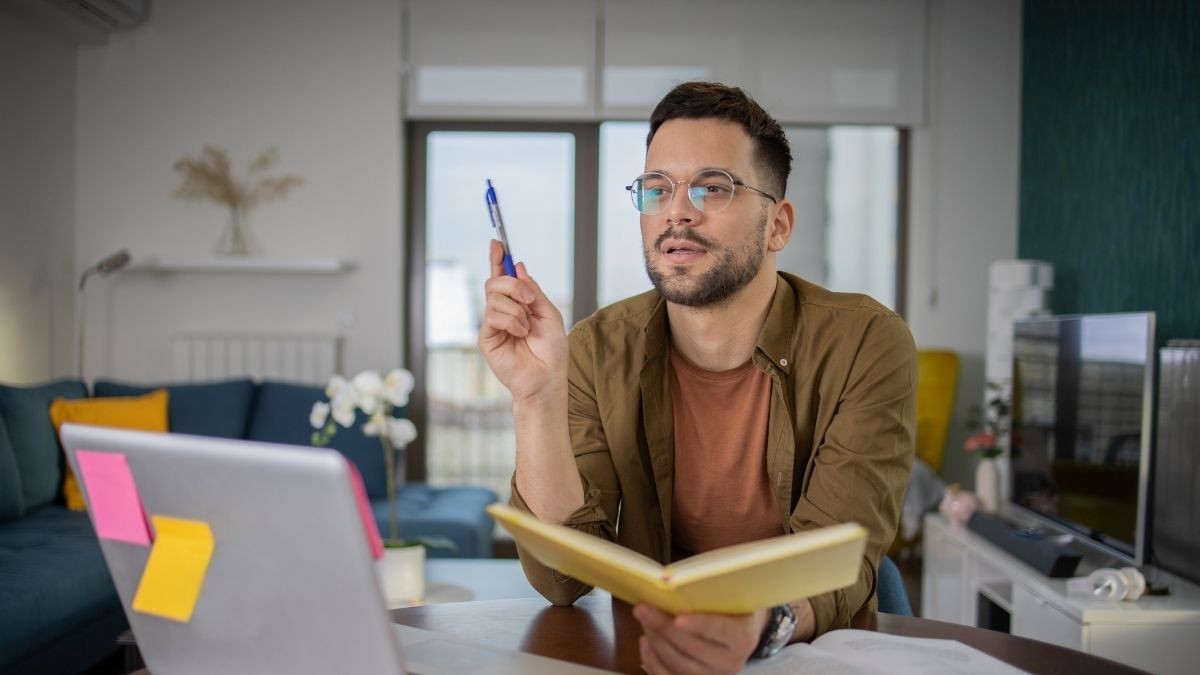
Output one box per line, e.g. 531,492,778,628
61,423,406,675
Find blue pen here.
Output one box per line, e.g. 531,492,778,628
485,180,518,278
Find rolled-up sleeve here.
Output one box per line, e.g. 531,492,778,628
791,313,917,635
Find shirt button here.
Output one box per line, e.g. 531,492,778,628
780,358,788,367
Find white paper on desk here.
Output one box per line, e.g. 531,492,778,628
744,629,1029,675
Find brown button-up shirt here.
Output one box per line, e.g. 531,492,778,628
510,272,917,637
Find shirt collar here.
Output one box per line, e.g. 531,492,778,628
639,274,797,374
755,275,798,375
642,296,670,361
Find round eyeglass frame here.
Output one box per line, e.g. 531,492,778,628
625,169,778,215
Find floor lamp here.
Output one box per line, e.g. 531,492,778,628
77,249,131,380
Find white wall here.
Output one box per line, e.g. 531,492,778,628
907,0,1023,487
0,12,77,384
75,0,403,382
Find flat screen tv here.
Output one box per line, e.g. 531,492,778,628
1008,312,1156,566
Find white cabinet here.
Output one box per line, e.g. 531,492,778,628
1011,584,1082,651
922,513,1200,675
921,521,969,624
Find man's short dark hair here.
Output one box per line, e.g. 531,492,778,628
647,81,792,199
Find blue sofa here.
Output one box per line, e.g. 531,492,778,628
0,377,497,674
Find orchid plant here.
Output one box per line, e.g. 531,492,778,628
309,369,419,546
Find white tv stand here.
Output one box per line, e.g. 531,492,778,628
922,513,1200,674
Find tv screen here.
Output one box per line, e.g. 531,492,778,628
1009,312,1155,565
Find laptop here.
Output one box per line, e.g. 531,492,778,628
61,424,607,675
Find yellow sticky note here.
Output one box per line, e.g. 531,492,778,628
132,516,215,623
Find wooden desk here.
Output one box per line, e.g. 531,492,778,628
391,595,1148,674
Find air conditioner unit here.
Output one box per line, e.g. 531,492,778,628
1,0,149,44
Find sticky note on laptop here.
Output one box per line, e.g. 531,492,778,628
132,515,215,623
76,450,152,546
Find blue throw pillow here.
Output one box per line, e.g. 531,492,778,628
93,379,257,439
246,381,389,500
0,414,25,521
0,379,88,511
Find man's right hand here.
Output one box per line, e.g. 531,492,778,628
477,239,568,404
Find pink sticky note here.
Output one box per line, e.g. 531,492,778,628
76,450,152,546
345,460,384,560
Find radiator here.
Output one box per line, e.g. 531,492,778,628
170,332,343,385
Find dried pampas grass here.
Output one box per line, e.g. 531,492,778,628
172,145,304,212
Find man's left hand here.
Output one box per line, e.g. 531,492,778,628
633,603,769,675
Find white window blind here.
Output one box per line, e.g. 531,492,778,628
405,0,927,125
601,0,927,125
406,0,599,119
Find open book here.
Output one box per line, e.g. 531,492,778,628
746,629,1027,675
487,504,866,615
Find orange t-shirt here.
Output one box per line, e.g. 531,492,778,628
668,343,783,560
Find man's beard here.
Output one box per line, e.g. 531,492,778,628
643,211,767,308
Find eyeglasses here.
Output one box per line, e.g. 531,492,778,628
625,169,778,215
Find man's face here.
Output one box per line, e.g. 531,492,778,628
640,118,774,308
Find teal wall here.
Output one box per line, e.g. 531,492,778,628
1019,0,1200,344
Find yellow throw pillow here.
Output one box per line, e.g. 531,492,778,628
49,389,169,511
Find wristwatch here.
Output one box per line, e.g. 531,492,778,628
751,603,797,660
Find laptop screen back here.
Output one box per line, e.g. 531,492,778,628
60,424,405,675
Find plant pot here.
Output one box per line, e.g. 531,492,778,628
378,545,425,606
974,458,1000,513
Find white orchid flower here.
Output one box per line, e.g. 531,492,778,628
309,401,330,429
387,418,418,447
383,368,415,407
330,387,359,428
362,410,387,437
353,370,384,415
325,374,348,400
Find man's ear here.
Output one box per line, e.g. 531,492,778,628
767,199,794,252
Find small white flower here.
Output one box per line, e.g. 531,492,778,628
325,374,348,400
353,370,384,415
358,393,380,416
309,401,329,429
383,368,415,407
331,388,358,428
387,418,418,447
352,370,383,397
362,410,387,437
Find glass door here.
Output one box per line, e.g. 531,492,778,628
407,124,596,501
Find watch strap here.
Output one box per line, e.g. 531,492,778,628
750,603,797,660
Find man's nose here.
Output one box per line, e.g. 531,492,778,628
663,183,701,225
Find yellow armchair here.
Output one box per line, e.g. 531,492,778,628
915,350,960,473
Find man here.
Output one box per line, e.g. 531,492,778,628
478,81,915,674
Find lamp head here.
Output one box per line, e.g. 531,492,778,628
95,249,131,276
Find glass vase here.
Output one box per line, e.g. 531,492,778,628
215,207,256,256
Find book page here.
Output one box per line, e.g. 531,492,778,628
743,643,876,675
664,523,866,584
808,630,1029,675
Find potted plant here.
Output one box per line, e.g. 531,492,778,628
171,145,303,256
309,369,449,603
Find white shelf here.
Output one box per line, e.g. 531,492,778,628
128,257,355,275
